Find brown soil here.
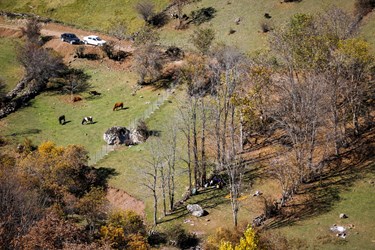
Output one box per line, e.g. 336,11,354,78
106,187,145,217
0,16,134,69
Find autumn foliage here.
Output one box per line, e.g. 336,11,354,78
0,141,141,248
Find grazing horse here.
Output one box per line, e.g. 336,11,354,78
73,96,82,102
113,102,124,111
58,115,65,125
81,116,93,125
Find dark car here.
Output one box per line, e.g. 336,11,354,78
60,33,81,44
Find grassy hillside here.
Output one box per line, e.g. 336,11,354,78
0,37,23,90
274,168,375,249
2,0,373,54
159,0,357,53
0,0,169,32
1,61,163,154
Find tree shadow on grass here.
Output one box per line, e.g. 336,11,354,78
160,187,229,224
264,130,375,229
189,7,217,25
10,128,41,137
93,166,119,188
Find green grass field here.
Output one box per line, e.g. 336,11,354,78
0,37,24,91
273,168,375,249
0,0,169,33
2,0,373,54
159,0,356,53
1,61,163,154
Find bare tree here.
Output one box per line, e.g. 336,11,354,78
133,43,164,85
225,156,244,228
268,154,299,206
269,73,327,183
333,38,374,136
209,45,247,169
141,138,162,226
21,18,41,44
190,27,215,55
162,122,179,211
178,55,213,187
177,98,193,192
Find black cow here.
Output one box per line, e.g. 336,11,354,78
58,115,66,125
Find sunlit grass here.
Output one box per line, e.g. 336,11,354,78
0,37,23,91
1,62,163,154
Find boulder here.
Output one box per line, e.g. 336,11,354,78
130,129,146,144
103,126,147,146
103,126,131,145
330,225,346,233
187,204,204,217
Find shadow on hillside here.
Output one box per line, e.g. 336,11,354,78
94,166,119,188
264,129,375,229
160,187,228,224
10,128,41,136
189,7,217,25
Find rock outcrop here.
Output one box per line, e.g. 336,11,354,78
187,204,205,217
103,126,146,145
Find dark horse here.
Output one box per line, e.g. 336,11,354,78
82,116,93,125
58,115,66,125
113,102,124,111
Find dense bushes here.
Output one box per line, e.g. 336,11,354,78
0,141,115,248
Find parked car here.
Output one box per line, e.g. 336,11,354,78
82,35,106,46
60,33,81,44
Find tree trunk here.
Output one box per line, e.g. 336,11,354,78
192,98,199,188
200,98,207,186
215,97,222,170
152,167,158,226
160,166,167,216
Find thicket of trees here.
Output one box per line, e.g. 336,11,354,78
0,141,150,249
137,7,373,241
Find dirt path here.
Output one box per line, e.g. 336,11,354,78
0,16,134,53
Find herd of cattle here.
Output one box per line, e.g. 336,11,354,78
58,102,124,125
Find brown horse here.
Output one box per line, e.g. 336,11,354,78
113,102,124,111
